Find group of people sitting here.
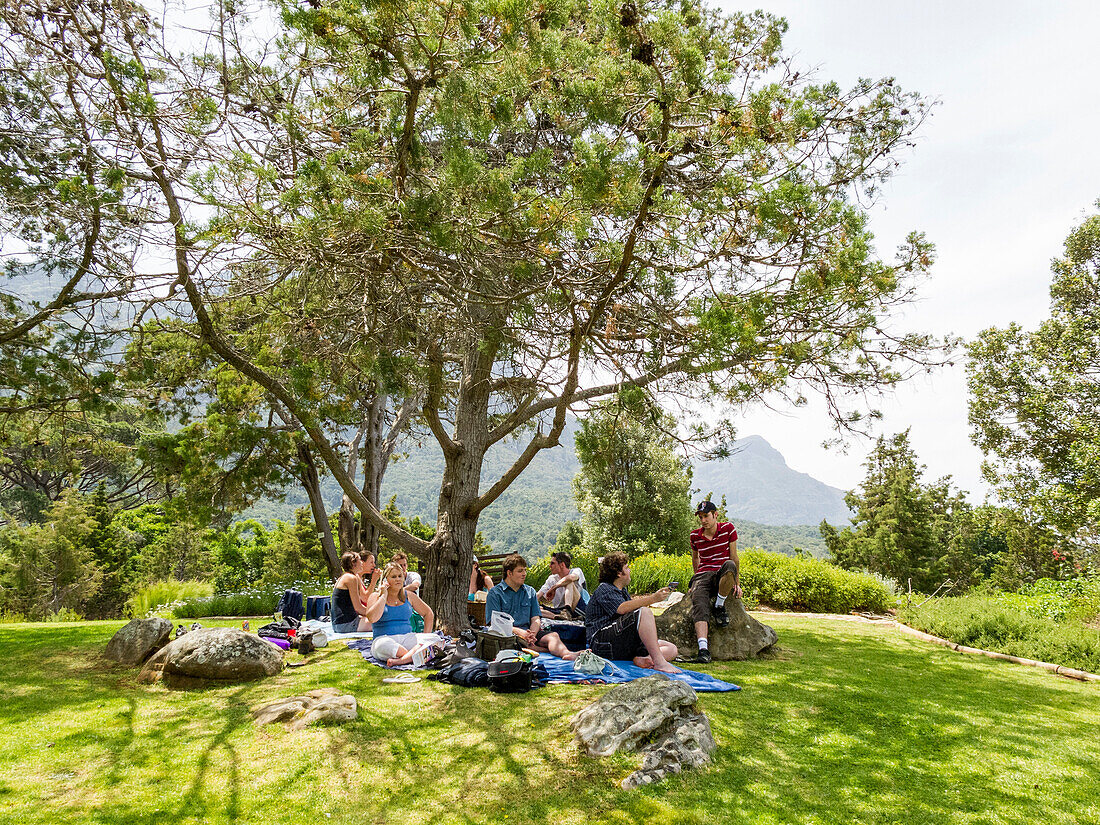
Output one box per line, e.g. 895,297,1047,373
331,500,741,671
332,550,442,667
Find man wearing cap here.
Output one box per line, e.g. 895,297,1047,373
687,500,742,663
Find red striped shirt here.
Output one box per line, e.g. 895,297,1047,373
690,522,737,573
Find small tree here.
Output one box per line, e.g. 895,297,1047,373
573,396,694,554
0,489,102,617
822,431,968,592
968,206,1100,571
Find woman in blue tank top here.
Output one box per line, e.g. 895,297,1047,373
366,563,442,667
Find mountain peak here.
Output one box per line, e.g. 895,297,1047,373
693,435,850,526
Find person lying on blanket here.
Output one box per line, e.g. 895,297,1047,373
585,551,680,674
485,553,578,661
366,563,444,667
332,552,378,634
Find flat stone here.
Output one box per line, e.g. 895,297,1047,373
571,675,698,757
252,688,358,730
105,618,173,666
655,596,777,659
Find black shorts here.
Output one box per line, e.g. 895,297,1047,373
589,611,647,661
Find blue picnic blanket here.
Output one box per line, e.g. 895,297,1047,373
346,639,739,691
536,653,740,692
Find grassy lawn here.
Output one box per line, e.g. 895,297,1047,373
1,615,1097,825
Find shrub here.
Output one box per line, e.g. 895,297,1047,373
170,579,333,619
0,608,27,624
900,592,1100,674
525,547,895,614
127,580,215,618
41,607,85,622
992,577,1100,624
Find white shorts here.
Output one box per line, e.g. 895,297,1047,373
373,632,443,662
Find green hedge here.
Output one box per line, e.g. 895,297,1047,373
170,579,332,619
900,592,1100,674
527,548,894,614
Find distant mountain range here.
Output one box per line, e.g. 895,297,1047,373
247,424,852,559
692,435,852,527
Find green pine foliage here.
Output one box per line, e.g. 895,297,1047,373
573,397,694,557
822,430,969,592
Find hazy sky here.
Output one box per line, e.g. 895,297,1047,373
713,0,1100,498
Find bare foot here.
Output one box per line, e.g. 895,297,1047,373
654,662,681,674
560,651,578,661
633,655,654,669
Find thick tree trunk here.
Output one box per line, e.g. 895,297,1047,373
421,345,495,633
421,508,479,634
297,443,342,578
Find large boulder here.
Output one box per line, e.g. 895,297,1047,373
571,675,717,789
252,688,358,730
655,595,777,659
139,628,283,686
105,618,173,666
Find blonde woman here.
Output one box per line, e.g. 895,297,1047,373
366,563,443,667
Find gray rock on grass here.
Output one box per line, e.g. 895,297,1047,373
571,675,717,789
655,595,777,660
139,627,283,686
252,688,358,730
105,618,174,665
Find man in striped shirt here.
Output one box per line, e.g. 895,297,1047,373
687,500,742,663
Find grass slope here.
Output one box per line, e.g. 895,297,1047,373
1,616,1097,825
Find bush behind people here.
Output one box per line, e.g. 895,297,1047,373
527,548,895,614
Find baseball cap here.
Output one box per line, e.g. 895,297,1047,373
695,500,717,515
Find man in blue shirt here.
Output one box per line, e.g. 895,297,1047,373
485,554,577,660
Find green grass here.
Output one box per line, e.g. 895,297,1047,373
1,616,1098,824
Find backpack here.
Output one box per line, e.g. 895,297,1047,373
488,658,536,693
276,589,305,621
474,629,521,661
257,616,300,642
429,658,491,688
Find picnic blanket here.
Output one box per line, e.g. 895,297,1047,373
346,637,457,670
299,618,372,642
346,639,739,691
536,653,740,692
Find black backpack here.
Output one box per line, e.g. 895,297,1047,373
276,589,305,621
487,658,535,693
430,657,491,688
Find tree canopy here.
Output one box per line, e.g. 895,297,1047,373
0,0,947,628
968,205,1100,570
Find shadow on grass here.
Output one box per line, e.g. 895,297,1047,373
3,619,1099,825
